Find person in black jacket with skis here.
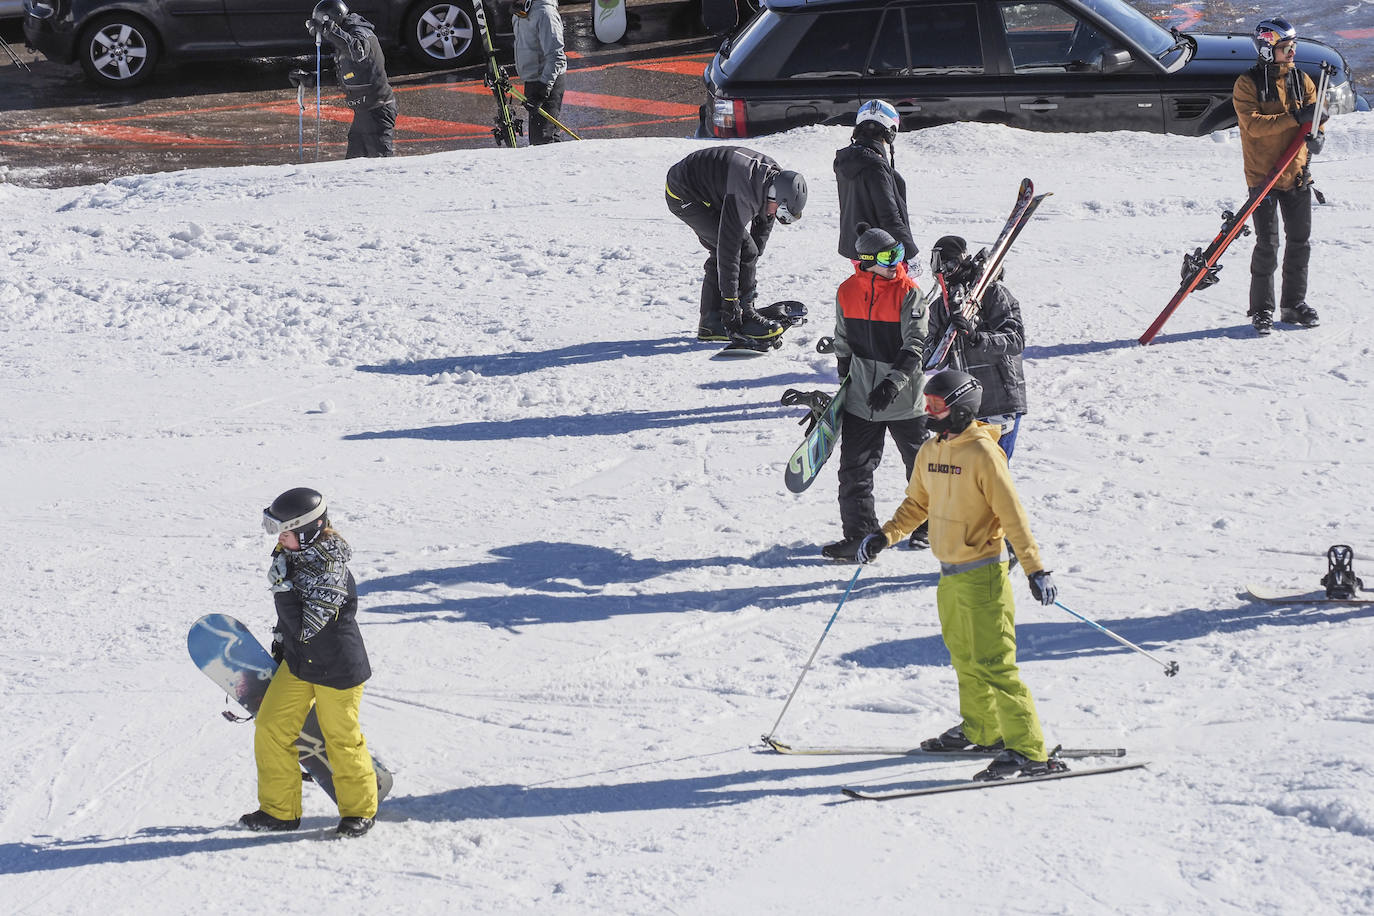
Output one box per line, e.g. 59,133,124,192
925,235,1027,460
239,487,377,839
666,146,807,342
834,100,917,270
307,0,397,159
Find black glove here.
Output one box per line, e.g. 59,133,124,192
950,312,981,347
1028,570,1058,606
270,627,285,664
856,533,887,564
524,82,549,108
1293,103,1317,125
867,378,900,412
288,68,317,89
836,356,851,379
305,18,323,40
1306,133,1325,155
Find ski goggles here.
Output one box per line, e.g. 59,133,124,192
923,392,953,419
1257,30,1296,50
262,503,327,537
859,242,905,267
775,202,799,225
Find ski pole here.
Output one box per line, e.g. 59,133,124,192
1053,600,1179,677
296,81,306,162
763,566,863,742
505,84,584,141
314,33,322,161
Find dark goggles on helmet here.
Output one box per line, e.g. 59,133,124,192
262,503,327,537
859,242,905,267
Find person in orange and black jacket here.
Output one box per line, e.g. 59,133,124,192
822,224,929,563
1234,16,1327,334
307,0,397,159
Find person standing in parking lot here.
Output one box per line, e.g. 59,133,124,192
1234,16,1325,335
307,0,397,159
513,0,567,145
834,100,918,273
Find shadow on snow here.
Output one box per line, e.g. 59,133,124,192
354,336,697,378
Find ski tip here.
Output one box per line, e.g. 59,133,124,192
760,736,789,752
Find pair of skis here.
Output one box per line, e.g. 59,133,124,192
925,178,1051,371
1138,63,1334,345
762,736,1145,800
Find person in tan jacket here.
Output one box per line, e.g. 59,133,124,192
1234,17,1326,335
856,370,1062,781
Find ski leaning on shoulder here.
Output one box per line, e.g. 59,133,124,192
842,761,1149,800
1138,62,1334,345
925,177,1051,371
762,735,1125,759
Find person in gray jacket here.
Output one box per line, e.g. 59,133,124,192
823,224,930,562
513,0,567,145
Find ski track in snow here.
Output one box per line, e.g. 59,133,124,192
2,119,1374,913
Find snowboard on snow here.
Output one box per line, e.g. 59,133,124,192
711,300,808,359
1247,545,1370,605
782,375,850,493
592,0,627,43
187,613,393,804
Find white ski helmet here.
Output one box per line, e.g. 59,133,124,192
1253,17,1297,63
855,99,899,143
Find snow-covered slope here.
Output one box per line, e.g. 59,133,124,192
2,117,1372,914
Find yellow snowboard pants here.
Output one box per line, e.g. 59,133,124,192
936,561,1047,761
254,663,377,820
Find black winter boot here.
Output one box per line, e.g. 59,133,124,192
822,536,868,562
336,816,374,838
1280,303,1319,327
239,809,300,832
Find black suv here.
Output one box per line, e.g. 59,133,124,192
701,0,1366,137
22,0,498,87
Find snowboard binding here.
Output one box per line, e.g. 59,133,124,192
1183,247,1222,290
1321,545,1364,599
780,388,833,435
718,301,807,355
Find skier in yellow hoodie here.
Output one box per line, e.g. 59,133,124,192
856,369,1062,780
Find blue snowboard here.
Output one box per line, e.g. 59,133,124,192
187,613,393,804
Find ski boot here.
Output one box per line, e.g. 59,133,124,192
1321,545,1364,599
239,809,300,832
1249,310,1273,336
920,724,1003,753
821,536,868,562
1280,303,1320,327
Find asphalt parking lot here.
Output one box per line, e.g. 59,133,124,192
1,0,1370,189
0,1,718,187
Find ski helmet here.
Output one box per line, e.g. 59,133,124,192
311,0,349,27
263,487,330,548
854,222,904,269
1253,17,1297,62
768,170,807,224
923,369,982,437
854,99,899,144
929,234,969,278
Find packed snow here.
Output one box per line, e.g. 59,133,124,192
2,116,1373,914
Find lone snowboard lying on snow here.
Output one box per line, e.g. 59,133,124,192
188,614,393,804
1247,544,1370,604
712,300,808,358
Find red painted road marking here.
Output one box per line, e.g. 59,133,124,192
260,101,487,136
47,122,242,147
631,59,710,76
1335,28,1374,39
449,83,697,117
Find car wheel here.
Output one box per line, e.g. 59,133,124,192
405,0,483,69
77,14,161,88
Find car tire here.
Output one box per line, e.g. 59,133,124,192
77,14,161,88
405,0,483,69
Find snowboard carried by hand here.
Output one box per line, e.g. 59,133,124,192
187,614,394,804
782,375,850,493
713,300,807,359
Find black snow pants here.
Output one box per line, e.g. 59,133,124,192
665,189,759,327
346,101,397,159
837,411,928,540
1248,184,1312,316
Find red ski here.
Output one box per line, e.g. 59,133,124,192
1138,63,1333,346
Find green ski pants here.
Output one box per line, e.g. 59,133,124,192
936,561,1047,761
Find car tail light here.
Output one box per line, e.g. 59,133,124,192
710,97,747,138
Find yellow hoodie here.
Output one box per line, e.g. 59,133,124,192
878,421,1045,575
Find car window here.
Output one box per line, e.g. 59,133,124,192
779,9,884,78
907,4,983,74
998,2,1110,73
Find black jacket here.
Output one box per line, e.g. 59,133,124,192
834,138,915,261
926,280,1027,417
327,14,395,111
273,535,371,689
666,146,778,299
